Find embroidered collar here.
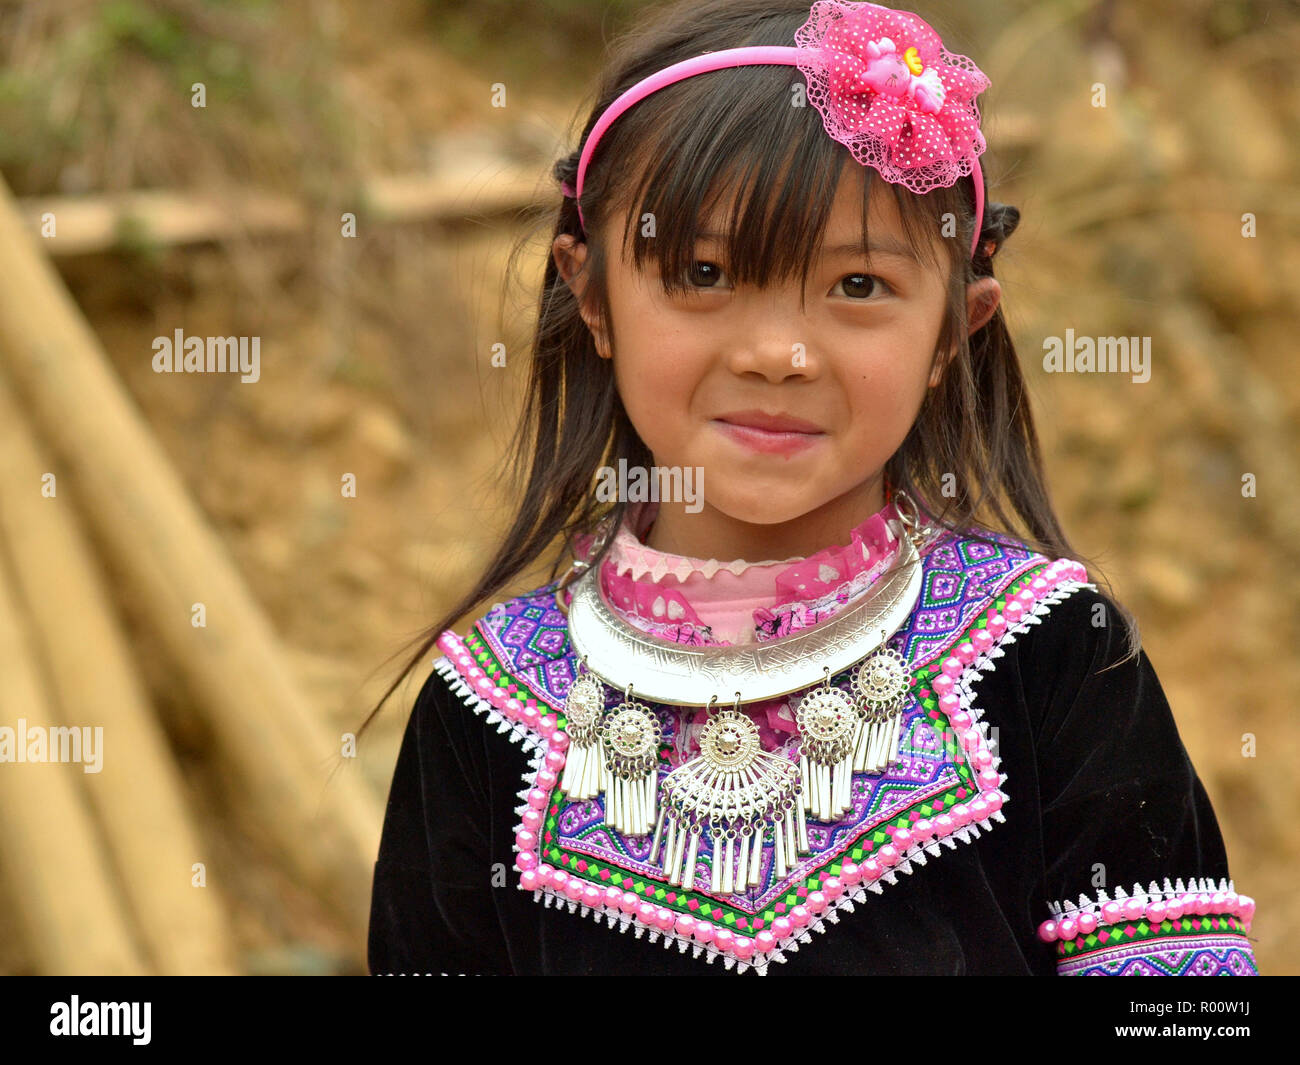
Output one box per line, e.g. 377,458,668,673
437,525,1093,973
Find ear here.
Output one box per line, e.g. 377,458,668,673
965,277,1002,336
552,234,611,358
928,277,1003,388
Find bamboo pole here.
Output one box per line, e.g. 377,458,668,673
0,171,382,950
0,542,149,975
20,188,307,256
17,166,543,255
0,372,239,974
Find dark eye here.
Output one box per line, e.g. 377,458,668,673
836,274,892,299
684,260,731,289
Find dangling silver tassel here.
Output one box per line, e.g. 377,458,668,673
794,667,860,822
851,632,911,774
654,696,805,894
558,659,607,800
598,685,660,836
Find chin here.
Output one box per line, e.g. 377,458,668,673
706,491,825,527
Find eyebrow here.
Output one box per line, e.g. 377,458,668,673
696,231,920,264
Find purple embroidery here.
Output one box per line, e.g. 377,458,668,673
1057,936,1258,976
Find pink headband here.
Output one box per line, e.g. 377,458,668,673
561,1,991,259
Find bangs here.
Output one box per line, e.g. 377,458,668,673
592,62,953,311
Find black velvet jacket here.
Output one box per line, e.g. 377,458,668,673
368,586,1253,975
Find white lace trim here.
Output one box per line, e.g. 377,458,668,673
1046,876,1238,918
605,504,902,583
435,575,1097,975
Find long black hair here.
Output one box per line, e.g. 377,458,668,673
355,0,1140,739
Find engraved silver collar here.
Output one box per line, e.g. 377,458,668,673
566,493,931,706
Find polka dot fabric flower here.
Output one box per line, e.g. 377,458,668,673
794,1,990,194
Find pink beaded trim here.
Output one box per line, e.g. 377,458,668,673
436,557,1092,973
1037,877,1256,943
436,629,563,740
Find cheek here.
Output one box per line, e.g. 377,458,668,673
605,280,677,442
612,342,698,448
841,349,934,433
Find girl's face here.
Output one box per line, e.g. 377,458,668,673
555,161,1001,559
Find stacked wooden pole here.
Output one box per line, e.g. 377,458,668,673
0,171,382,973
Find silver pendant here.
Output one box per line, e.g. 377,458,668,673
598,686,660,837
558,664,606,801
850,640,911,773
795,668,860,822
651,696,807,892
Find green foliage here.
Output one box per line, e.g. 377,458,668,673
0,0,292,186
112,211,166,268
421,0,646,72
97,0,186,60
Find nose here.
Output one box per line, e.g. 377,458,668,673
722,294,820,383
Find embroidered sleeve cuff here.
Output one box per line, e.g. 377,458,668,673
1039,876,1258,975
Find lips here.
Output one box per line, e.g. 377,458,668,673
711,410,825,457
714,410,823,433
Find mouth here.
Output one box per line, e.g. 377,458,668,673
715,409,824,433
711,410,826,456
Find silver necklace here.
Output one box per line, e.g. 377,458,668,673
559,491,933,885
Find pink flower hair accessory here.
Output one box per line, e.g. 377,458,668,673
560,1,992,258
794,1,989,197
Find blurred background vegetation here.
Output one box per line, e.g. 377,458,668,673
0,0,1295,974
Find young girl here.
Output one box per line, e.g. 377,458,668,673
364,0,1258,975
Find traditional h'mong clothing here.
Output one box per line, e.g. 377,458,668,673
368,499,1258,975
